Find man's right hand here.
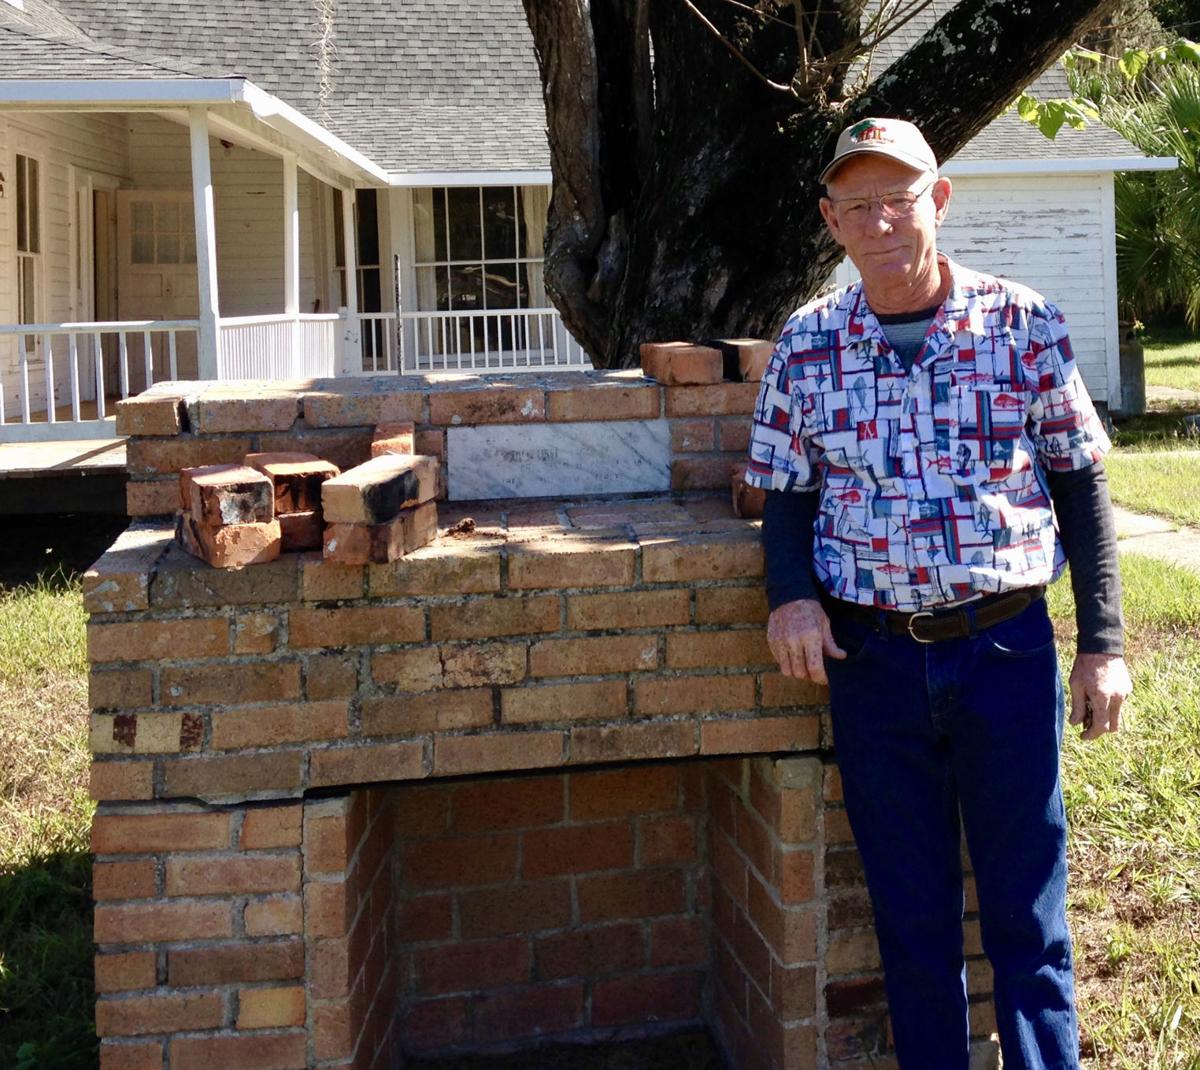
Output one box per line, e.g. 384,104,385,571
766,598,846,685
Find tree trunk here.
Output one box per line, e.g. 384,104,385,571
521,0,1125,367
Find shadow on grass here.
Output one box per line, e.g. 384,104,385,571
0,514,128,592
0,848,97,1070
1110,411,1200,450
410,1030,727,1069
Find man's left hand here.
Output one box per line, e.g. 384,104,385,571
1068,653,1132,740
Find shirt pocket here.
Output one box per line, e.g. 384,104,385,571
945,385,1031,485
812,379,879,475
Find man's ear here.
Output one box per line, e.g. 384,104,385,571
931,176,953,225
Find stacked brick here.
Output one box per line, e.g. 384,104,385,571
322,453,439,565
248,452,341,552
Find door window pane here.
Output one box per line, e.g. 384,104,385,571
357,189,380,266
26,157,39,253
132,234,155,264
481,186,517,261
19,257,36,324
16,157,27,251
155,202,179,231
447,187,481,260
157,234,180,264
132,201,154,233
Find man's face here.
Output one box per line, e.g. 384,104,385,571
819,155,952,296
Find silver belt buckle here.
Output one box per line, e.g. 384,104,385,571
906,611,936,643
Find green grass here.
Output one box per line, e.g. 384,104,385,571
1105,450,1200,527
1049,556,1200,1069
1142,327,1200,396
0,574,96,1070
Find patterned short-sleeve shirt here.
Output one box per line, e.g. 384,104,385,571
745,257,1111,610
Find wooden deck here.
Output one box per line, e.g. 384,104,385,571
0,436,127,514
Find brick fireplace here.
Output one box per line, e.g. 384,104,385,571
87,371,999,1069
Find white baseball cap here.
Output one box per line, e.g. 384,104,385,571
820,117,938,184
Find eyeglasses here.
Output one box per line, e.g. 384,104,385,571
827,179,936,224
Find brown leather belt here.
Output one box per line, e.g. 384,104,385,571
828,586,1046,644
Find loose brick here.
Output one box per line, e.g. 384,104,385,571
89,618,229,666
126,436,253,477
701,715,820,755
415,938,530,996
507,540,636,590
665,381,760,417
289,604,425,648
162,751,303,798
362,689,492,736
177,509,283,568
642,533,763,582
160,660,301,706
244,894,303,936
165,853,301,896
591,969,702,1026
434,730,564,776
633,673,756,715
474,982,584,1041
577,868,686,922
369,544,501,596
168,1032,306,1070
93,860,157,901
666,629,773,669
90,761,155,801
571,764,680,819
237,985,305,1029
168,938,304,985
322,454,438,524
322,500,436,563
450,775,564,832
501,679,627,725
695,586,769,625
566,588,690,631
459,879,572,938
707,337,774,382
430,594,558,641
428,388,545,426
183,464,274,528
94,900,233,943
96,991,223,1037
309,741,425,787
530,634,658,677
277,509,324,552
523,821,634,877
115,393,185,436
535,923,644,980
91,811,231,854
370,421,416,456
245,452,340,512
569,721,698,764
95,951,156,994
546,385,658,422
639,342,723,385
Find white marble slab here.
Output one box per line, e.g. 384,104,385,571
447,420,671,501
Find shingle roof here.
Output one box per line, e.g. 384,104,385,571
0,0,1148,174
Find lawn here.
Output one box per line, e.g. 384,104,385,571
1142,327,1200,397
1105,450,1200,528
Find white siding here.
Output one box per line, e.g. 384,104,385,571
127,115,323,318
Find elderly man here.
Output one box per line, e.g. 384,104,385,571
745,117,1132,1070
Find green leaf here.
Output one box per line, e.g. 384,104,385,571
1172,38,1200,67
1038,102,1067,139
1075,48,1103,65
1016,93,1040,122
1120,48,1150,81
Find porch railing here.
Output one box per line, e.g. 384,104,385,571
218,314,342,380
0,319,199,441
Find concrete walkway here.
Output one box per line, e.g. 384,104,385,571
1112,504,1200,576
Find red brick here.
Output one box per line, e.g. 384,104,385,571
237,984,305,1029
430,594,559,641
362,689,492,736
126,436,253,477
700,715,820,755
99,1040,162,1070
289,604,425,648
397,894,454,942
671,418,716,452
570,764,680,820
95,951,157,993
523,821,634,877
93,860,157,900
640,816,699,865
322,453,438,524
591,970,703,1027
89,762,155,801
309,741,425,788
232,611,279,654
501,679,626,725
162,751,303,798
404,996,468,1053
671,456,742,492
239,804,302,849
177,512,282,569
244,894,303,936
748,873,819,964
530,634,658,677
651,916,708,968
245,453,339,513
569,721,697,764
507,541,636,590
165,853,301,896
434,730,563,776
302,386,422,428
566,589,690,631
395,784,450,839
415,937,530,996
88,618,229,664
125,479,178,517
370,421,416,456
474,983,584,1042
428,388,545,426
191,391,300,434
641,533,763,582
665,381,759,416
96,991,223,1037
91,811,231,854
160,660,300,707
633,673,755,715
305,652,360,699
546,385,658,422
720,417,754,451
535,923,644,980
577,869,686,922
695,586,769,625
458,880,572,938
212,699,348,749
450,775,564,832
640,342,722,385
168,939,303,986
370,544,501,596
779,848,817,903
760,672,828,707
401,833,517,889
169,1031,307,1070
115,393,185,436
665,628,772,669
89,667,155,712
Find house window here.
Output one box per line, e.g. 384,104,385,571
16,153,41,327
410,186,550,353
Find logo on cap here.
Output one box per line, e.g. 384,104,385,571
849,119,890,144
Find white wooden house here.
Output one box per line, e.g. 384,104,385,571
0,0,1173,440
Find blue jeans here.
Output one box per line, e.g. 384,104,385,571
824,596,1079,1070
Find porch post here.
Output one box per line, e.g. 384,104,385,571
283,152,301,372
339,185,359,376
188,107,222,380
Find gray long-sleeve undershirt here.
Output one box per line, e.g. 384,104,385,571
761,462,1124,655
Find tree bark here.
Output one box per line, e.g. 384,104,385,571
521,0,1125,367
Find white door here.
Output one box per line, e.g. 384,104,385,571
117,190,199,386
